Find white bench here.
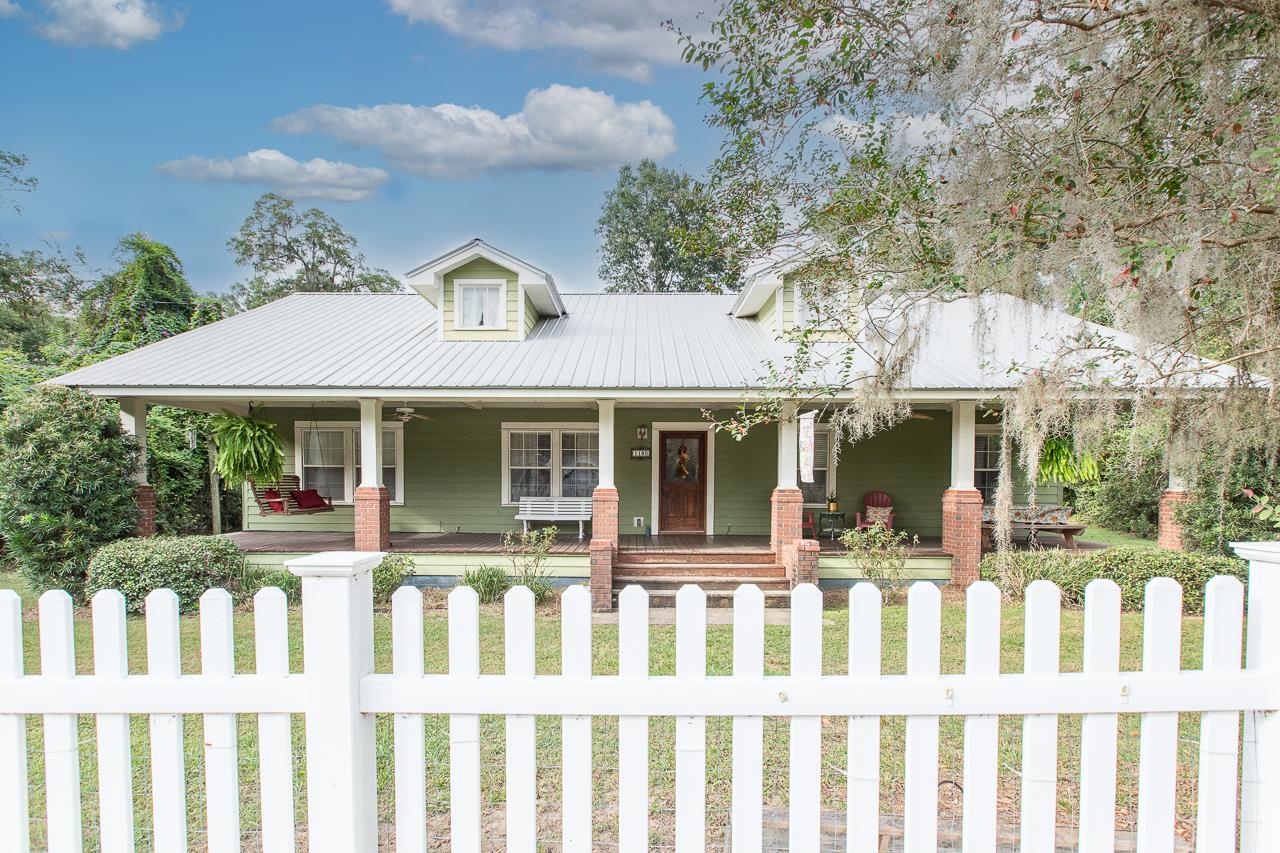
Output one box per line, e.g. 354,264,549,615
515,497,593,539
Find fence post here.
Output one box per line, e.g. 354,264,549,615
1233,541,1280,853
288,550,384,853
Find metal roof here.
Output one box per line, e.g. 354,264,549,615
52,290,1200,398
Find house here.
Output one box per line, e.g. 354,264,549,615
52,239,1186,610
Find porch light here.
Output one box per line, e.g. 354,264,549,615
636,425,648,440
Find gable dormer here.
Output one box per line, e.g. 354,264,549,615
733,258,856,341
404,238,565,341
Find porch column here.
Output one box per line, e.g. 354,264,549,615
771,403,805,554
354,399,391,552
590,400,618,611
1157,426,1191,550
943,401,983,587
119,398,156,537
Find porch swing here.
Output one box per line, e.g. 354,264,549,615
249,405,336,517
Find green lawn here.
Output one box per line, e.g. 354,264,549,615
4,570,1212,849
1076,522,1159,549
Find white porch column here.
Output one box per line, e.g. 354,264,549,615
777,403,799,489
357,399,383,488
597,400,615,489
949,401,977,490
118,398,148,484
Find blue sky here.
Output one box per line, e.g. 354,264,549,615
0,1,722,294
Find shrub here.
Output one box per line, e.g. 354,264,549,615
1180,451,1280,556
0,386,141,598
1071,422,1165,539
498,527,558,603
840,524,918,600
86,535,244,613
460,563,512,604
373,554,414,605
981,546,1246,613
238,567,300,605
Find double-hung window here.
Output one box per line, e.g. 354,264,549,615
974,430,1001,504
294,422,405,504
797,426,835,506
502,424,600,504
455,279,506,329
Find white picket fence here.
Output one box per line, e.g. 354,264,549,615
2,543,1280,852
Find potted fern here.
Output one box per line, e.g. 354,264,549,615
209,410,284,485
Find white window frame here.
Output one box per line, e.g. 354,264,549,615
454,278,509,330
500,422,600,506
798,425,837,507
293,421,405,505
974,425,1002,504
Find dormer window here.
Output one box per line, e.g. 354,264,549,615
456,280,506,329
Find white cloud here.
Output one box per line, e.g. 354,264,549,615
272,85,678,178
37,0,181,48
155,149,390,202
386,0,712,81
0,1,20,18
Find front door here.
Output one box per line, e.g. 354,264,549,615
658,431,706,533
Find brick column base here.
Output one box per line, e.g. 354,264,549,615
589,539,614,612
591,486,620,547
1158,489,1191,551
771,488,804,550
781,538,820,587
136,483,157,537
942,488,983,588
354,485,391,552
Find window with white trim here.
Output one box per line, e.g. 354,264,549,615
975,430,1001,504
794,283,853,330
502,425,599,504
294,422,405,504
798,426,835,506
456,280,506,329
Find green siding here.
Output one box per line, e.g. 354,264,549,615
780,273,853,340
441,258,522,341
831,415,952,538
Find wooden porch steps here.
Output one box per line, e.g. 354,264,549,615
612,549,790,607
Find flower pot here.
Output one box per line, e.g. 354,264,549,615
827,501,839,512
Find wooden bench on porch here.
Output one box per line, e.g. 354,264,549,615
981,504,1086,549
515,497,593,540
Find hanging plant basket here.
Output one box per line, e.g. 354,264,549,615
210,410,284,485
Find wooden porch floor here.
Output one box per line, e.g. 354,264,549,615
224,530,953,556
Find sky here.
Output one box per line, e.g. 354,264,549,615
0,0,723,294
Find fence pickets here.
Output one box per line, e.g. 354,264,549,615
1,550,1277,853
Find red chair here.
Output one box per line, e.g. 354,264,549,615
802,511,818,539
855,491,895,530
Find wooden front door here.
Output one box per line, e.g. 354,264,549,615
658,431,706,533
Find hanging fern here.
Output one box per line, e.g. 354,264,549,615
209,411,284,485
1037,436,1100,485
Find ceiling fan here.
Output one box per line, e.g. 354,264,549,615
393,407,433,424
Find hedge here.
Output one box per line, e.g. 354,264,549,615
86,536,244,613
981,546,1246,613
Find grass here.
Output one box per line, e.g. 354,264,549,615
1077,522,1159,549
4,569,1215,850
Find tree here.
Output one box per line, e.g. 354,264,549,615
75,233,217,359
229,193,401,309
596,160,744,292
0,385,141,598
0,151,83,363
682,0,1280,544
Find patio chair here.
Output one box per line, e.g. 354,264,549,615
854,490,895,531
249,474,335,516
802,510,818,539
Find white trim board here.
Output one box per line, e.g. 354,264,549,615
649,422,716,536
292,420,405,505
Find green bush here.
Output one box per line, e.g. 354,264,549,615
1071,422,1165,539
86,535,244,613
982,546,1246,613
461,563,512,604
238,567,300,605
1180,451,1280,556
0,385,141,598
374,554,414,605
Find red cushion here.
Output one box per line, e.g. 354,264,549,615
290,489,328,510
263,489,285,513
